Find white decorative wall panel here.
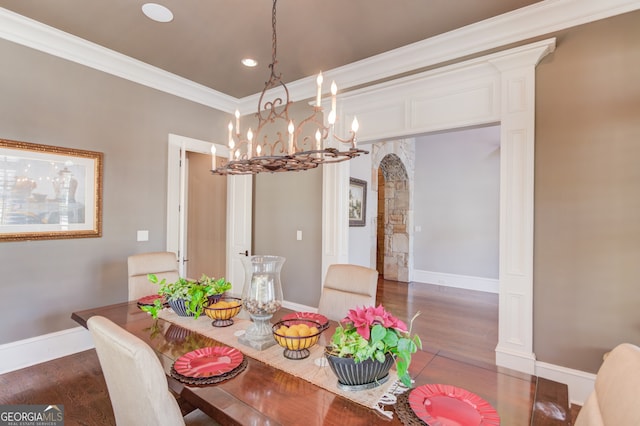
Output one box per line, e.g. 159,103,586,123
346,102,406,142
506,293,525,345
410,85,495,130
504,129,527,276
507,78,528,113
341,63,502,142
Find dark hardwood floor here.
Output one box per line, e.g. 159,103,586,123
0,278,578,425
0,345,114,425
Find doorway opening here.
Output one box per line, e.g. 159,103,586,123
376,168,385,274
377,154,410,282
167,133,253,292
184,152,226,279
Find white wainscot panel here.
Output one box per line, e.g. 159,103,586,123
410,84,496,131
507,77,528,113
503,129,528,276
342,63,500,142
505,292,525,346
351,101,406,142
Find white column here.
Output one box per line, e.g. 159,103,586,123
489,43,553,373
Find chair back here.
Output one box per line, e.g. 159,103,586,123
128,251,179,301
574,343,640,426
317,264,378,321
87,315,186,426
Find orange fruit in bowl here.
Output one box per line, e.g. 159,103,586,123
204,297,242,321
298,326,311,337
272,319,324,355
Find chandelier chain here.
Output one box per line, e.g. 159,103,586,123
271,0,277,74
210,0,367,175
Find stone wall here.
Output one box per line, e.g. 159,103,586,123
379,154,409,282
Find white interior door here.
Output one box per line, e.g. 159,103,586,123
166,134,251,290
226,174,252,297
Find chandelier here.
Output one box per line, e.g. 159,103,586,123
210,0,368,175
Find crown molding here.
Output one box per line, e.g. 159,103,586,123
314,0,640,99
238,0,639,113
0,7,238,113
2,0,639,115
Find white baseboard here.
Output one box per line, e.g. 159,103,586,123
536,361,596,406
0,326,94,375
493,345,595,406
413,270,499,293
495,344,536,374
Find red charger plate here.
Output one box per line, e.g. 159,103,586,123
408,384,500,425
137,294,165,306
174,346,243,378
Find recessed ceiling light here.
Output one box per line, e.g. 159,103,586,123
241,58,258,67
142,3,174,23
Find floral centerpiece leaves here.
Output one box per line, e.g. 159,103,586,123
328,305,421,387
140,273,232,319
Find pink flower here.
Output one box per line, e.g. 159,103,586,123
342,305,408,341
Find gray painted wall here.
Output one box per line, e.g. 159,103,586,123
0,37,229,344
252,165,323,308
244,101,324,308
413,126,500,279
533,11,640,373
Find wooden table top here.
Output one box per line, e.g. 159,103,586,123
72,301,569,426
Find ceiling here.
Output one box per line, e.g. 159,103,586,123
0,0,543,98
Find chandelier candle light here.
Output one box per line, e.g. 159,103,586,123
210,0,367,175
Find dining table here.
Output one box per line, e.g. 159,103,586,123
71,301,570,426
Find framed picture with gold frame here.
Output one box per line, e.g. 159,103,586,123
0,139,103,241
349,177,367,227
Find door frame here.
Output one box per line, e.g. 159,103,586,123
166,133,250,292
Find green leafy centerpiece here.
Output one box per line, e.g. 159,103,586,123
325,305,421,390
140,274,231,319
196,274,232,304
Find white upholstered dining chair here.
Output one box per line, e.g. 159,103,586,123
87,315,218,426
127,251,180,301
574,342,640,426
317,264,379,322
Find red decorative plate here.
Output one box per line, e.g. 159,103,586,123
174,346,244,378
281,312,329,329
408,384,500,425
137,294,165,306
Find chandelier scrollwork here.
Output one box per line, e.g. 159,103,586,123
211,0,367,175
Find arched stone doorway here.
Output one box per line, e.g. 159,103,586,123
372,140,415,282
377,154,410,281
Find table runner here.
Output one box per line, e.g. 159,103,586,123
158,309,404,418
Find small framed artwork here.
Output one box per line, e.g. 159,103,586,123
0,138,103,242
349,177,367,227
